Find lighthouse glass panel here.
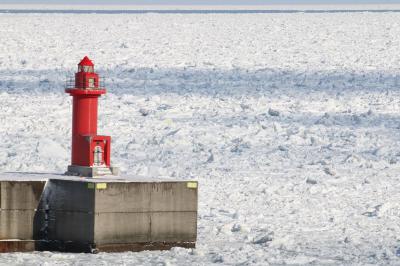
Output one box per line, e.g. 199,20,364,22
79,65,94,72
84,66,93,72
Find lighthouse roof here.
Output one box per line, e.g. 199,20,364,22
78,56,94,66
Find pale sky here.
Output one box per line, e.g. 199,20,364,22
1,0,400,4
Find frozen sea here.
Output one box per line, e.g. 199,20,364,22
1,5,400,265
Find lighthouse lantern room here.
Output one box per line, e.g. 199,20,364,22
65,56,119,177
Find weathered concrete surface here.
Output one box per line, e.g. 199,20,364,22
94,182,197,212
150,212,197,242
94,212,150,244
93,182,198,245
0,181,45,210
0,180,45,240
0,210,36,239
149,182,198,212
94,182,153,212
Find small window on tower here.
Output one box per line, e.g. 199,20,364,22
88,78,95,88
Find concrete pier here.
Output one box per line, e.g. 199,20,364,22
0,173,198,253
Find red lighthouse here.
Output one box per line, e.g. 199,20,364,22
65,56,118,177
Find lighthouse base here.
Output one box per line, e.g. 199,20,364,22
66,165,120,178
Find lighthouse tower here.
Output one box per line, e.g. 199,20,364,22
65,56,118,177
